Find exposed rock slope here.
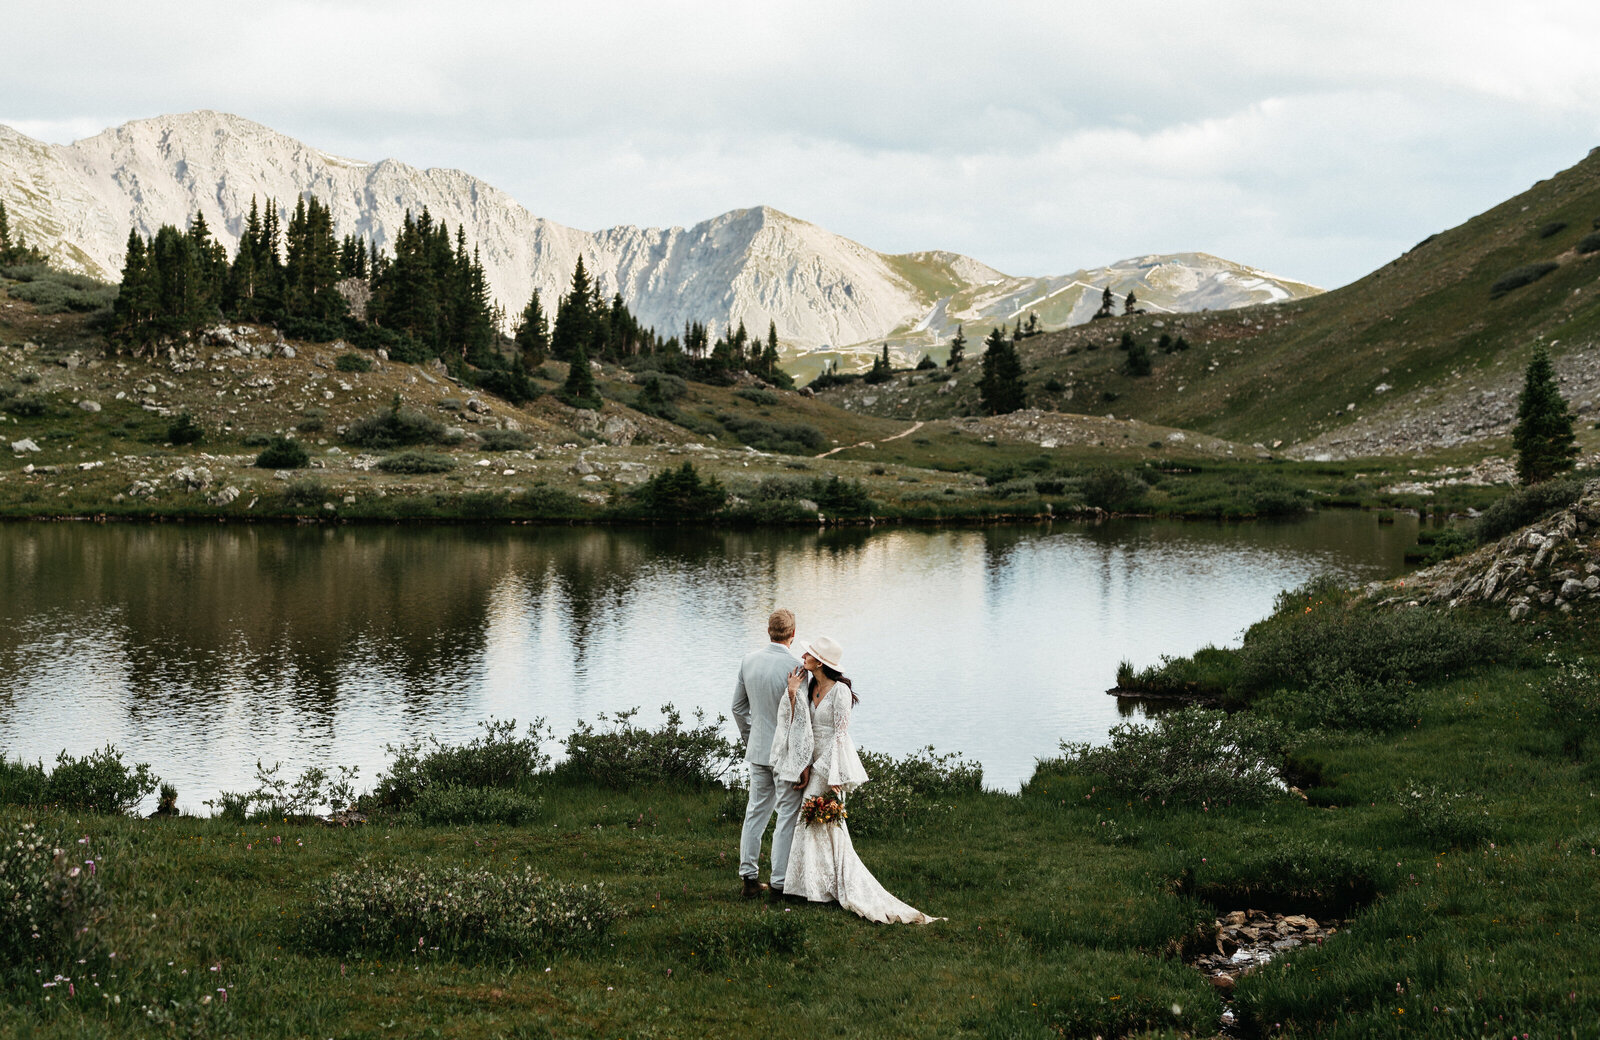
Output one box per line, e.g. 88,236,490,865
0,111,1320,356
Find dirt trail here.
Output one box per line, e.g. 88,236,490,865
815,420,925,458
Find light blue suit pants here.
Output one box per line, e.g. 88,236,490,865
739,763,804,888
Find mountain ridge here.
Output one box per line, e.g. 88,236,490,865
0,110,1321,360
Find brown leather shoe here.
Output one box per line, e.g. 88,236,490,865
767,884,785,904
741,876,768,899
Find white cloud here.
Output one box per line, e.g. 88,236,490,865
4,0,1600,287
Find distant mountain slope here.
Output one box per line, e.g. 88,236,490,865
0,110,1320,359
822,146,1600,454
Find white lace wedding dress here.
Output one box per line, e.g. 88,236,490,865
769,680,941,925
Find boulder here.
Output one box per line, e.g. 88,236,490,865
78,399,102,413
10,438,41,453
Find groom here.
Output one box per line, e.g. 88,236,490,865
732,607,808,900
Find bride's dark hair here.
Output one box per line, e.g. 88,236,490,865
817,662,859,705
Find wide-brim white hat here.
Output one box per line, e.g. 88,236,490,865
804,635,844,671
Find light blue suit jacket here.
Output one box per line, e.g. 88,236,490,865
733,641,800,766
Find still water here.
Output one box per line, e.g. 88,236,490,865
0,513,1419,803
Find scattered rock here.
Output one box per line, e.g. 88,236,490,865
10,438,41,453
78,399,101,413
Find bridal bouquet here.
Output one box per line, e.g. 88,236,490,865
800,792,847,826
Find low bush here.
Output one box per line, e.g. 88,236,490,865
296,407,326,433
719,414,826,454
0,745,160,814
395,784,542,826
807,369,860,392
345,395,453,449
1474,477,1584,543
371,718,550,809
1077,468,1149,511
513,484,587,518
1257,674,1419,733
1489,261,1559,298
1577,231,1600,255
1397,780,1493,849
1231,578,1515,698
733,386,778,406
277,476,329,509
479,429,535,451
1059,706,1294,807
4,267,118,313
0,823,109,973
1411,524,1476,565
254,436,309,469
166,411,204,445
335,352,373,373
377,450,455,474
1186,837,1390,915
561,705,741,790
845,754,921,837
1538,220,1569,239
206,760,362,820
870,744,984,796
1536,656,1600,757
300,866,615,958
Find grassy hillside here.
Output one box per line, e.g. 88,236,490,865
825,146,1600,451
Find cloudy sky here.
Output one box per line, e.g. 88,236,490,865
6,1,1600,289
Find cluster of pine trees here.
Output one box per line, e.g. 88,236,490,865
0,201,48,266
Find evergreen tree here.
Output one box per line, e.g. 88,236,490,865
762,320,781,380
461,244,496,366
1024,312,1040,337
947,325,966,369
550,257,594,362
560,337,601,410
149,223,210,338
1094,285,1115,319
1123,337,1152,376
0,199,46,265
864,343,892,384
1124,290,1138,315
979,326,1026,414
111,228,158,353
283,196,344,322
514,289,550,366
1512,346,1578,484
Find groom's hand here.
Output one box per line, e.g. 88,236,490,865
793,765,810,790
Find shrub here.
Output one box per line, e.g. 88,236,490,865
277,476,329,509
513,484,587,518
206,761,361,820
1076,468,1149,511
254,436,310,469
1411,524,1476,564
626,462,728,518
1186,837,1389,915
335,352,373,373
1489,261,1559,298
846,754,922,837
166,411,204,445
377,450,455,474
1231,578,1515,698
812,474,874,516
23,745,160,814
345,395,451,448
1538,220,1569,239
734,386,779,406
371,718,550,809
1257,674,1419,733
1577,231,1600,255
561,705,741,790
870,745,984,796
1397,781,1493,849
915,355,937,370
300,866,615,958
241,431,273,447
1474,476,1584,543
807,369,860,392
395,785,542,826
296,407,326,433
479,429,535,451
1059,706,1294,807
1537,656,1600,757
0,823,109,972
4,268,117,313
720,415,826,454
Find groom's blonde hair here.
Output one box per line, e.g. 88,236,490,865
767,608,796,642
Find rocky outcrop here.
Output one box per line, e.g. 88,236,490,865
1364,478,1600,618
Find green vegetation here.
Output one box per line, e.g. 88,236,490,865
376,450,455,474
252,436,309,470
344,394,453,449
1511,345,1578,484
333,352,372,373
8,588,1600,1036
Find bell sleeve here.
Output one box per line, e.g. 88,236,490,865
769,685,814,785
819,685,870,794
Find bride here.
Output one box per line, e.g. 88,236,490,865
769,635,941,925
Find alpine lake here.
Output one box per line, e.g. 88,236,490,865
0,510,1422,807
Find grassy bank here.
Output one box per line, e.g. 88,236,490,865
4,590,1600,1038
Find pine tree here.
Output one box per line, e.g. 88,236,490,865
947,325,966,369
514,289,550,366
979,326,1026,414
550,257,594,362
1024,312,1040,337
111,228,157,353
1123,337,1152,376
864,343,892,384
1123,290,1138,316
1512,346,1578,484
560,337,601,410
763,321,781,379
1094,285,1115,320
